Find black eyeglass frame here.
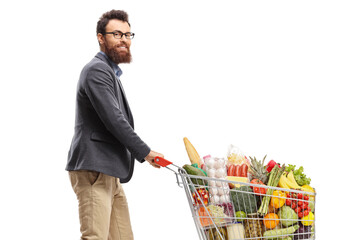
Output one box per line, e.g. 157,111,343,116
103,31,135,39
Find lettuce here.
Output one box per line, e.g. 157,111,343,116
285,164,311,186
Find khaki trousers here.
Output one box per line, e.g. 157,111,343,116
69,170,134,240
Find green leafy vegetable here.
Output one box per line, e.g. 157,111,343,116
279,206,299,227
230,186,258,214
285,164,311,186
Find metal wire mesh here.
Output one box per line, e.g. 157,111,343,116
176,171,315,240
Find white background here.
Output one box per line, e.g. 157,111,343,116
1,0,359,239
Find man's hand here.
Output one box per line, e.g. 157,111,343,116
145,150,164,169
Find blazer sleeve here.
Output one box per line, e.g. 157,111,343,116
84,63,150,162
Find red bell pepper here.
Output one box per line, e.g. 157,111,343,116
266,160,280,173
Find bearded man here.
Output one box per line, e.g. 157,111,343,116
66,10,163,240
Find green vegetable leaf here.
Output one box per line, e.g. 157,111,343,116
289,165,311,186
285,164,296,172
295,174,311,186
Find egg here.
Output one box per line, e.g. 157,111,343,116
205,157,215,169
219,195,229,204
207,169,216,178
209,180,216,187
209,187,218,196
214,158,225,169
216,179,229,188
217,188,224,195
211,195,220,204
216,180,224,187
215,168,226,178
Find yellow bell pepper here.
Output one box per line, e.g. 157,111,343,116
301,211,315,226
270,190,286,209
301,185,315,193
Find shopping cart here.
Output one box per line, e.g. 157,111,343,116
154,156,316,240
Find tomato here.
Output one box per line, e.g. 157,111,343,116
227,165,235,176
297,193,303,199
304,201,309,207
297,201,303,207
239,164,248,177
251,179,264,185
294,207,301,213
304,210,309,216
304,195,309,201
235,165,241,177
298,212,304,218
286,199,292,206
250,179,266,195
291,202,297,209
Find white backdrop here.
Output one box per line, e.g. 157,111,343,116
1,0,359,239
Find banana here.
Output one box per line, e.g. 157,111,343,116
287,171,301,189
278,174,290,189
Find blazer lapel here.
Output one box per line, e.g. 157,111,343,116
95,52,135,128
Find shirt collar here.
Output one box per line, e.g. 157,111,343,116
99,51,123,78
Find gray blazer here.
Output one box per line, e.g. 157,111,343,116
66,52,151,183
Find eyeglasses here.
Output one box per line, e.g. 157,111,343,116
103,31,135,40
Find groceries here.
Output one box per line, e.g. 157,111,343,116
204,156,231,205
181,140,316,240
244,213,264,239
192,188,209,206
248,155,269,184
263,213,280,229
183,164,207,186
183,137,201,166
300,211,315,226
270,190,286,209
257,165,286,215
227,223,245,240
227,145,250,167
206,226,227,240
225,176,248,188
285,164,311,186
285,191,312,218
279,206,299,227
230,186,258,214
263,224,300,239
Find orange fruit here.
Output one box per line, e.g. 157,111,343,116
263,213,279,229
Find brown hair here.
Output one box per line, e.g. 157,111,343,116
96,10,130,35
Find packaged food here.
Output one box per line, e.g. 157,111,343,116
204,156,230,205
244,213,264,239
227,223,245,240
206,226,228,240
227,144,250,167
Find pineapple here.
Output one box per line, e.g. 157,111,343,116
249,155,269,184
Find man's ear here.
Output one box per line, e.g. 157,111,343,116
97,33,104,45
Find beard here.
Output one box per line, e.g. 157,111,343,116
104,41,132,64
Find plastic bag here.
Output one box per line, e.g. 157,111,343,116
227,144,250,167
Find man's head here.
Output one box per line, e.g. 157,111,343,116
97,10,133,64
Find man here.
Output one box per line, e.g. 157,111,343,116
66,10,163,240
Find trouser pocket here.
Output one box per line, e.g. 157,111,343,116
87,171,101,186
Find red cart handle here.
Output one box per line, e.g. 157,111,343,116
154,156,173,167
